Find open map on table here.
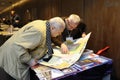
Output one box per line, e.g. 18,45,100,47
38,32,91,69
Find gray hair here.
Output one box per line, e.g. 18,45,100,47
68,14,81,24
49,17,65,31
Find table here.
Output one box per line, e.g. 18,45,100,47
31,53,113,80
0,30,18,46
0,31,12,46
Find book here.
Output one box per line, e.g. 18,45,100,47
71,59,96,71
32,65,52,80
75,59,95,67
32,65,65,79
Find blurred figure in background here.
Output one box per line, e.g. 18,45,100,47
10,10,21,28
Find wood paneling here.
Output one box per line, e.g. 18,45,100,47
61,0,84,17
84,0,120,79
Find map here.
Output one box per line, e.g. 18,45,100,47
38,32,91,69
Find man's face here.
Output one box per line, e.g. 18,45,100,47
11,10,15,15
51,27,63,37
66,19,78,31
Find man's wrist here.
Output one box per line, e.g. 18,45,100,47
27,58,37,67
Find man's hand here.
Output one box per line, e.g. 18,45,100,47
61,43,69,54
28,58,38,67
82,32,86,37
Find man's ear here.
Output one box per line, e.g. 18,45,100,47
51,26,55,30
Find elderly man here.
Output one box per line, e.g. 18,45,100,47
52,14,86,53
0,17,65,80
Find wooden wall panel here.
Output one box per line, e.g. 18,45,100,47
36,0,62,19
61,0,84,18
84,0,120,79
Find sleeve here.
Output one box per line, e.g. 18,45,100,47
78,22,87,32
51,35,63,46
14,26,42,64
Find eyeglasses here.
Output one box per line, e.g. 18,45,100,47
67,20,77,30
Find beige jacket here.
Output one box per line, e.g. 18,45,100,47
0,20,48,80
